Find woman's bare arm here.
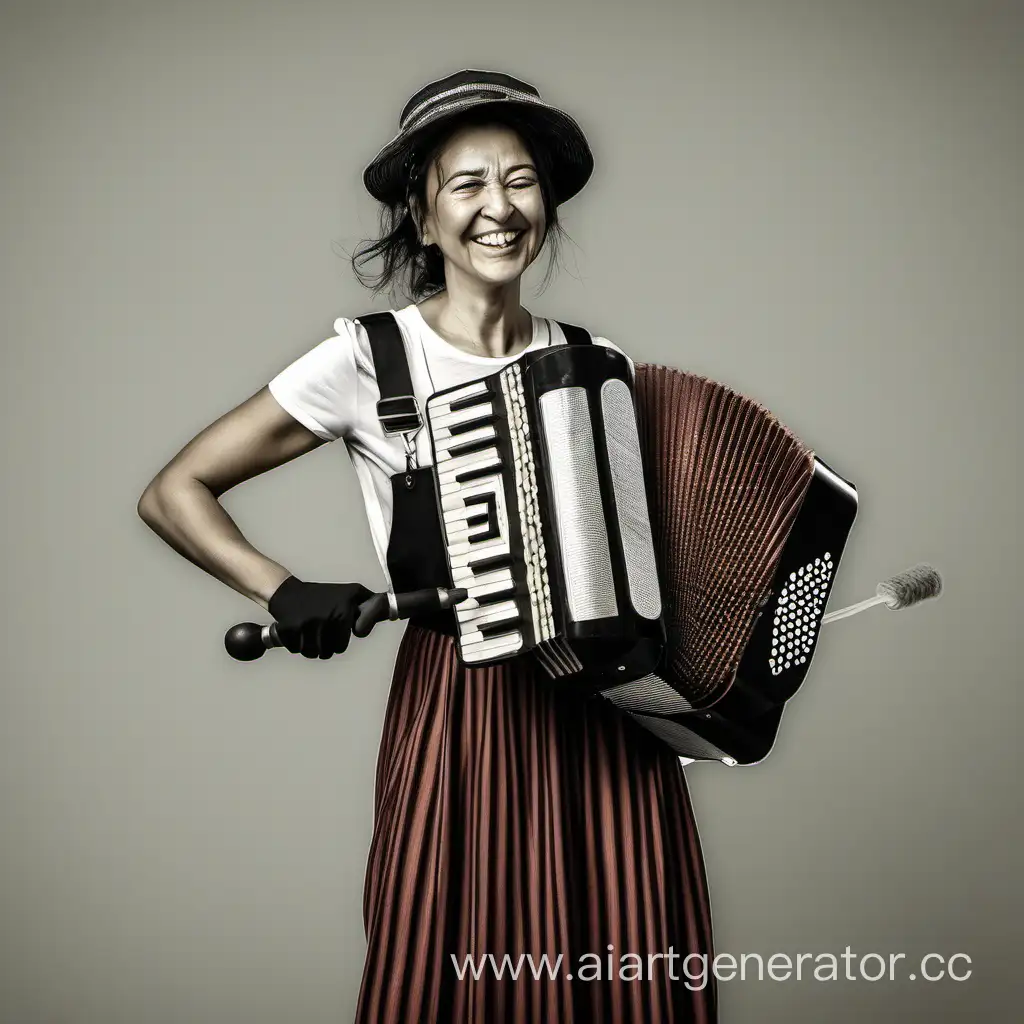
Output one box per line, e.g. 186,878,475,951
137,386,327,610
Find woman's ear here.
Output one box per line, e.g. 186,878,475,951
409,195,430,246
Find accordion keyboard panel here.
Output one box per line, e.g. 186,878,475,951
428,377,523,662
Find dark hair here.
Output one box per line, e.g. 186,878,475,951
351,108,569,301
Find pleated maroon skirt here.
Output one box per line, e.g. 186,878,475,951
354,623,717,1024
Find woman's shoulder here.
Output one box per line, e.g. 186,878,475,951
332,306,415,331
272,310,397,383
542,318,631,367
540,317,621,350
328,310,404,374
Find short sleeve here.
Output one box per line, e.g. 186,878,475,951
267,318,360,441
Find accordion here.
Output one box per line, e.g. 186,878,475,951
424,347,858,765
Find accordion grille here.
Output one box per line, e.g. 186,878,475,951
601,378,662,620
634,364,816,707
626,713,735,764
770,553,834,675
601,673,693,714
538,387,618,622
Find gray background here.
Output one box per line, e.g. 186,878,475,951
2,0,1020,1021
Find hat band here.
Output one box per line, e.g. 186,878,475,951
401,82,544,132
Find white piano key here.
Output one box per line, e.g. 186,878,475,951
458,622,520,647
432,395,491,419
457,581,516,608
437,452,501,486
451,566,513,588
474,570,514,589
449,539,509,569
442,496,501,524
438,447,501,474
455,597,518,622
434,424,496,452
447,533,490,553
440,477,499,499
448,527,510,555
434,444,497,468
428,379,489,411
444,525,475,546
459,628,523,655
458,638,520,663
455,599,519,626
431,400,495,433
445,519,504,546
439,468,501,497
441,479,502,512
444,523,496,547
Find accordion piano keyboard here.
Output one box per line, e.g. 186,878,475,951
429,377,525,662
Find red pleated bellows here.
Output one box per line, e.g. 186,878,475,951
633,364,816,709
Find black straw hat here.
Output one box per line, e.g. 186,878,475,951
363,70,594,208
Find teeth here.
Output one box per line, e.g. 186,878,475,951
474,231,521,247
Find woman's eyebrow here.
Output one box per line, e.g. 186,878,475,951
442,163,538,187
442,167,486,186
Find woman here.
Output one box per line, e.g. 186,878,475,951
139,70,716,1023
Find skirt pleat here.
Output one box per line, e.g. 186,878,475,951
355,624,717,1024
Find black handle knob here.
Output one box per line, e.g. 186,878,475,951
223,587,468,661
224,622,278,661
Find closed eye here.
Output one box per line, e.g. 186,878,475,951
451,178,536,193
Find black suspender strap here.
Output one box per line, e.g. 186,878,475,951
556,320,593,346
357,312,591,435
356,311,422,435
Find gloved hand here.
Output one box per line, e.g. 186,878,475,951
267,576,373,659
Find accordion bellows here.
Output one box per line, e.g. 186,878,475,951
633,364,817,710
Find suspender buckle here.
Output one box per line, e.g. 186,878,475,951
376,395,422,436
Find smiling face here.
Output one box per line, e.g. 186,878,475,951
415,121,548,292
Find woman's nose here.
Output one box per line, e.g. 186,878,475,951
480,183,514,221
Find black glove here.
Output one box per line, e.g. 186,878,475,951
267,576,373,659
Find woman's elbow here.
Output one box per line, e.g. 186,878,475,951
137,478,166,526
138,472,191,527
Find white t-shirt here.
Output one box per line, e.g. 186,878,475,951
268,303,631,587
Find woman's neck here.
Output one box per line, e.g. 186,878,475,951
417,281,531,359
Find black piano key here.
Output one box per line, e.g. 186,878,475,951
449,391,491,413
447,435,498,460
478,615,522,639
468,551,512,574
473,587,515,607
449,413,497,436
465,492,499,542
465,512,489,528
456,462,503,485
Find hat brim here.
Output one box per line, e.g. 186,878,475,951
363,98,594,208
